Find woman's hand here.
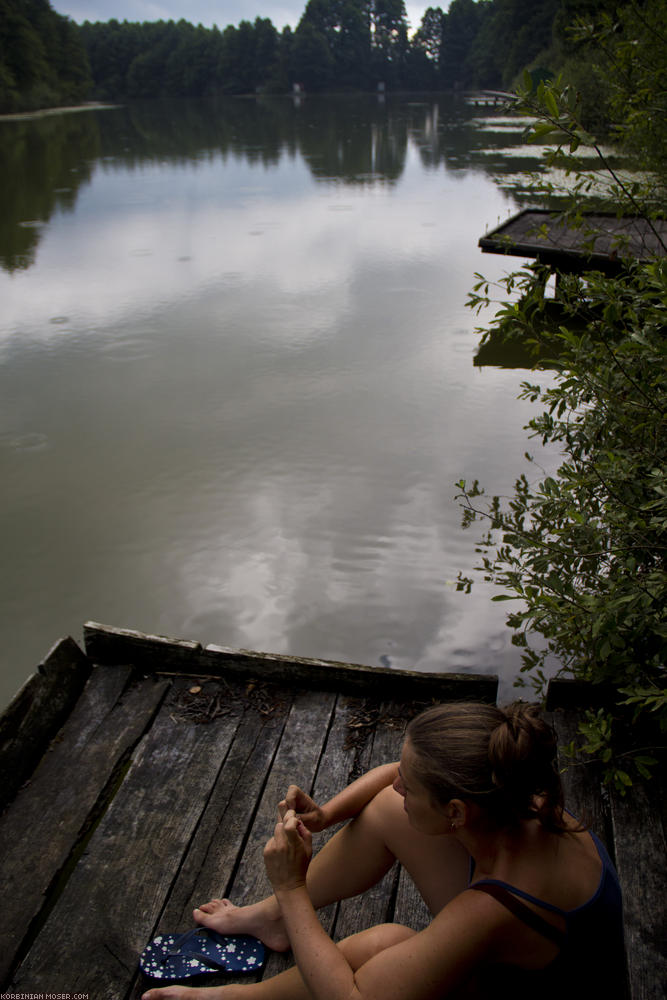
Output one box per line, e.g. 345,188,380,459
264,808,313,893
278,785,326,832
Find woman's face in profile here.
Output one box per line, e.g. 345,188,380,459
393,740,451,836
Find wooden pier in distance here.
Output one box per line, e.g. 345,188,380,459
465,89,516,108
1,622,664,999
479,209,667,276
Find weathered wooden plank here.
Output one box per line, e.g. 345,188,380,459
157,696,293,931
610,779,667,1000
0,636,92,812
201,647,497,703
548,706,613,850
259,693,383,983
393,868,432,932
0,666,168,988
8,679,246,998
546,683,667,1000
84,621,203,669
229,689,338,908
83,621,499,703
333,702,407,942
190,688,336,989
127,685,293,997
309,693,381,934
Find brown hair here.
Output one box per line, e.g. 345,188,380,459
406,701,568,831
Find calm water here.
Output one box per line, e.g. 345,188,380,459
0,95,557,708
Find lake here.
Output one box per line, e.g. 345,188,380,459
0,94,557,708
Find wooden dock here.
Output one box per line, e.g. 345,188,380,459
1,622,664,999
479,209,667,275
465,90,516,108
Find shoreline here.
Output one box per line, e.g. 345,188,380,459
0,102,119,122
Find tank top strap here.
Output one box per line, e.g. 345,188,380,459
468,882,567,947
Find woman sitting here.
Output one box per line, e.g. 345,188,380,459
142,701,625,1000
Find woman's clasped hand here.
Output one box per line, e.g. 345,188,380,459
277,785,326,832
263,808,312,894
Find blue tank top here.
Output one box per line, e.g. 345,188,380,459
468,830,626,998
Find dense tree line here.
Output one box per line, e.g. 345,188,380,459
78,0,566,98
0,0,91,112
0,0,652,111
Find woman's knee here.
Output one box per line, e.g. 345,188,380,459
337,923,416,969
354,785,469,913
355,785,405,835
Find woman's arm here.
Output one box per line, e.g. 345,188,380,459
265,811,497,1000
280,762,399,831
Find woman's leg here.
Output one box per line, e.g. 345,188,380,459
288,785,469,914
142,924,416,1000
194,786,469,944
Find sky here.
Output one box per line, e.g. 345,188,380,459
50,1,436,37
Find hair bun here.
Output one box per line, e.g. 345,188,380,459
488,702,557,795
406,700,567,831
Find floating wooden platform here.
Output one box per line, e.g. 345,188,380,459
0,622,664,1000
479,209,667,275
465,90,516,108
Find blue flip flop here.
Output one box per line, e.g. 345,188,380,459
139,927,265,980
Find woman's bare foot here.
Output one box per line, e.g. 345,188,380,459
193,898,290,953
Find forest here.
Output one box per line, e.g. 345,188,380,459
0,0,91,112
0,0,629,112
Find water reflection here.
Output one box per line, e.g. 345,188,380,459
0,95,560,709
0,113,98,271
0,95,544,276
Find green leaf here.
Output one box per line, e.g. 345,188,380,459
545,88,559,119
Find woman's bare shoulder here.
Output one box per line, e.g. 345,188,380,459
353,894,504,1000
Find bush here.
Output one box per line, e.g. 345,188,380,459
456,37,666,790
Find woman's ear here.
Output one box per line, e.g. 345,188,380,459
446,798,469,830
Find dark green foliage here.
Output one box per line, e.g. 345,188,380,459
292,20,335,90
370,0,409,85
292,0,412,90
456,17,667,787
485,0,559,89
581,1,666,173
77,0,410,97
294,0,372,90
80,17,282,99
459,257,666,788
461,261,666,679
3,0,639,104
0,0,92,113
440,0,491,89
411,6,444,65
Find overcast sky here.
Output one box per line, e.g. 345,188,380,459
51,1,436,35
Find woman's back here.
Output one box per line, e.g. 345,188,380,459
468,825,625,998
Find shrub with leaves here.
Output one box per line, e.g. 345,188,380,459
456,13,666,790
458,262,666,786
